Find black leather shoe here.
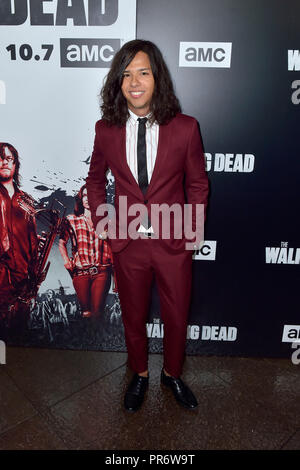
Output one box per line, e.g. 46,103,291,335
161,369,198,409
124,373,149,412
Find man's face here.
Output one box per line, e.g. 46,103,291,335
0,147,15,183
121,51,155,117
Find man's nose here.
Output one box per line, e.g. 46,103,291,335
130,74,140,87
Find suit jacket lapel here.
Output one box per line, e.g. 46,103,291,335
115,126,143,199
145,122,171,199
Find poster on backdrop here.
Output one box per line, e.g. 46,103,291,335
0,0,136,348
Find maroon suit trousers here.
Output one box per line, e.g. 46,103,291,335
113,237,192,378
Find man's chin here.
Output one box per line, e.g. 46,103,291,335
0,175,12,183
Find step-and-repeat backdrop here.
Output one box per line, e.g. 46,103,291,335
0,0,299,359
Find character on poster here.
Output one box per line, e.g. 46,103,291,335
59,184,115,320
40,289,69,343
0,142,39,339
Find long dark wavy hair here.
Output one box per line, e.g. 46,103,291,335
100,39,181,126
74,184,87,216
0,142,21,187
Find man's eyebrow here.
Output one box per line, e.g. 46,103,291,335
123,67,151,72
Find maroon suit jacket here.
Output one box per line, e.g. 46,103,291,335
86,113,209,253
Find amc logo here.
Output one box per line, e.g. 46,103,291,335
282,325,300,343
60,38,120,68
179,42,232,68
193,241,217,261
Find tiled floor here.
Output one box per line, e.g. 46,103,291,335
0,347,299,450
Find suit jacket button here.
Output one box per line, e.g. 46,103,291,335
144,200,148,204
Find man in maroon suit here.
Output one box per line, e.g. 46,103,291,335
0,143,39,339
86,40,209,412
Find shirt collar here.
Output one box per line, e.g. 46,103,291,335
128,109,152,126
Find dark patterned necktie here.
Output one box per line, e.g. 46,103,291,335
137,117,148,195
